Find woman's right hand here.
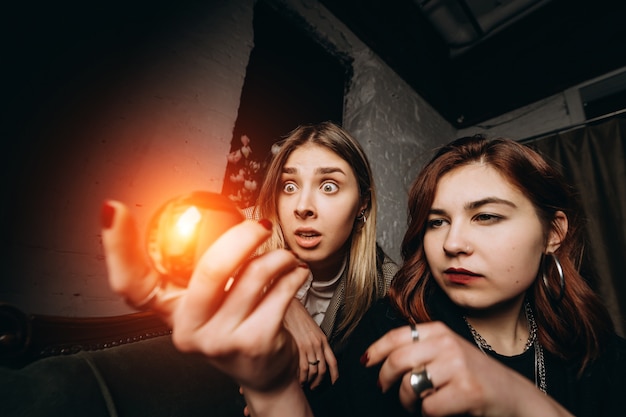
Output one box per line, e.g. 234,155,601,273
101,200,314,413
364,322,574,417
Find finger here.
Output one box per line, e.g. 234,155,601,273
213,249,304,330
239,262,310,338
101,200,161,308
310,360,326,389
226,250,303,325
324,344,339,384
307,362,320,386
372,323,448,393
239,386,251,417
365,323,438,367
415,340,506,417
298,350,310,385
398,371,421,414
176,219,273,328
309,342,328,389
179,252,310,355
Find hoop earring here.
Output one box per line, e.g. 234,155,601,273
356,210,367,223
542,253,565,302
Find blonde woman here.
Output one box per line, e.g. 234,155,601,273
103,121,397,413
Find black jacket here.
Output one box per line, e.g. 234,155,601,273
314,288,626,417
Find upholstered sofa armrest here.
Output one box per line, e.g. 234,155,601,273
0,303,170,368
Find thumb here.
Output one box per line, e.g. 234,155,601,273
101,200,158,306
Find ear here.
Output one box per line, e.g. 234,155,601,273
358,196,370,216
546,210,568,253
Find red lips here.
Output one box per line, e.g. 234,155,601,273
444,268,482,285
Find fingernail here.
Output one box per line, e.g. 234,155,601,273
258,218,272,230
101,201,115,229
376,378,382,391
298,262,309,269
359,351,369,366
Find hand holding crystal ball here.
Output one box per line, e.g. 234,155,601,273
146,191,244,287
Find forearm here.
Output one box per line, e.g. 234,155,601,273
506,372,575,417
284,297,309,328
513,394,575,417
244,378,314,417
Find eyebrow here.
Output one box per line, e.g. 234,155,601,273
466,197,517,210
429,197,517,215
282,166,347,175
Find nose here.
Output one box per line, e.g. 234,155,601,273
294,189,316,219
442,223,472,256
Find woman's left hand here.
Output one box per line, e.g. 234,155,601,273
284,299,338,388
363,322,574,417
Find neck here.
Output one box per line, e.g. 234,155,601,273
464,296,529,356
309,254,347,283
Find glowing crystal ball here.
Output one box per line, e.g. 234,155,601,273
146,191,244,286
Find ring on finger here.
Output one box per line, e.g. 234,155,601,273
410,323,419,342
126,276,165,310
308,359,320,366
410,367,434,397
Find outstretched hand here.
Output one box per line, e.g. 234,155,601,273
101,200,311,394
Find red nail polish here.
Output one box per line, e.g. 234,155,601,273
258,218,272,230
298,262,309,269
101,201,115,229
360,351,369,366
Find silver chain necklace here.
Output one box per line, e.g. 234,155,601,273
463,301,547,394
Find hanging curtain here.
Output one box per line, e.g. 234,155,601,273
525,114,626,336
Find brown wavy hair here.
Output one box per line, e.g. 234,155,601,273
389,134,614,372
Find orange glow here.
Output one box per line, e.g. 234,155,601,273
146,191,244,286
175,206,202,237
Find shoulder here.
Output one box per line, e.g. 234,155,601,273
375,244,399,291
586,333,626,371
240,206,259,220
577,333,626,390
359,297,408,339
340,298,408,357
600,333,626,366
339,298,407,370
567,333,626,416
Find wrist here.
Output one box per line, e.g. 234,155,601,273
244,377,313,417
294,271,312,301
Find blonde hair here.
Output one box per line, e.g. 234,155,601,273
254,121,381,343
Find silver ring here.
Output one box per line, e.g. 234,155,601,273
410,324,419,342
308,360,320,366
126,277,164,310
410,368,434,397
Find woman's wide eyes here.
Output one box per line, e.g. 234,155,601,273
322,182,339,193
283,183,297,193
282,181,339,193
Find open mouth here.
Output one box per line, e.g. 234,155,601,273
294,230,322,248
297,232,319,239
